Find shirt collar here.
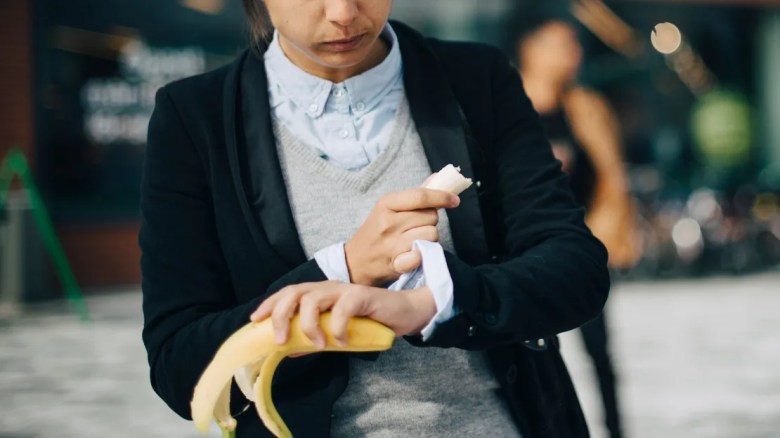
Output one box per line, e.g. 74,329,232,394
264,23,402,119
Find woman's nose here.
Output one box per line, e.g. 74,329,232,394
325,0,359,27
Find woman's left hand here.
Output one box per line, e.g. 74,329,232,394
249,281,436,349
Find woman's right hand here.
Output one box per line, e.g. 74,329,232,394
344,188,459,286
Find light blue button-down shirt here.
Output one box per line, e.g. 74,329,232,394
264,25,404,171
263,24,455,339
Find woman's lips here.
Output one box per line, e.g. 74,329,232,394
321,34,366,52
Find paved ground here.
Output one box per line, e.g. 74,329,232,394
561,272,780,438
0,272,778,438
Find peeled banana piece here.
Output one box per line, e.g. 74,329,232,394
191,312,395,437
424,164,473,194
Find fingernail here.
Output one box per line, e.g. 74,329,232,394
451,196,460,207
275,330,285,344
316,338,326,349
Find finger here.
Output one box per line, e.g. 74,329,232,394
250,282,316,322
393,250,422,273
401,225,439,245
270,286,306,345
382,188,459,212
299,291,337,350
330,290,369,347
394,209,439,231
250,294,278,322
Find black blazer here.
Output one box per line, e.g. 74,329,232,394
140,21,609,438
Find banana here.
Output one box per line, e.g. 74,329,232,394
191,164,466,436
424,164,473,194
253,351,288,437
191,312,395,437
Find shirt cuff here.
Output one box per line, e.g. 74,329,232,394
388,240,456,341
313,242,351,283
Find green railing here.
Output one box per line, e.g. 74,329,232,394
0,148,89,321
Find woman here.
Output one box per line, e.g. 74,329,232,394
517,16,641,438
140,1,609,436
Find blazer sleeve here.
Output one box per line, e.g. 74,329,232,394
140,87,327,420
417,49,610,350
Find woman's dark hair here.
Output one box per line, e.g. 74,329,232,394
506,2,581,65
241,0,273,47
512,5,577,45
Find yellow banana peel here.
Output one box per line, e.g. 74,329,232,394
191,312,395,437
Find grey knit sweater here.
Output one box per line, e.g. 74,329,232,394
273,99,519,436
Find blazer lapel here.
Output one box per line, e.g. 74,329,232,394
223,49,307,271
395,22,491,265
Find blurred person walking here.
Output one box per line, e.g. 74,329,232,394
516,14,640,438
140,1,610,436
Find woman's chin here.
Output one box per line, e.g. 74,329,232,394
307,55,373,79
314,51,369,69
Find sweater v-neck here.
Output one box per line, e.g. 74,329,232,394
272,98,412,193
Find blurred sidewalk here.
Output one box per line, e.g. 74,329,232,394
1,273,779,438
562,272,780,438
